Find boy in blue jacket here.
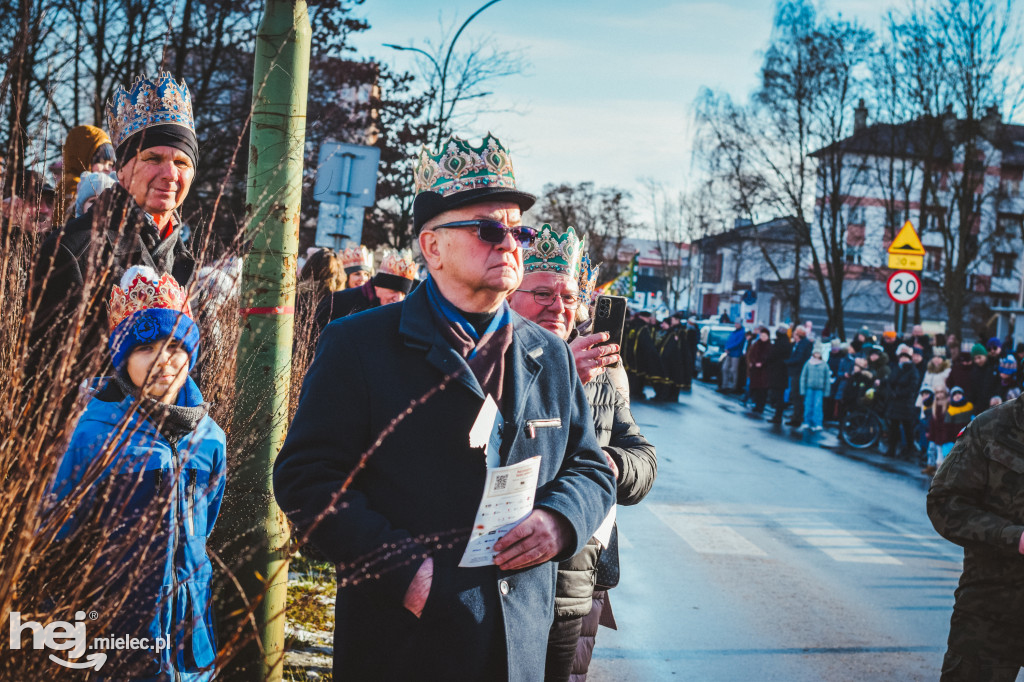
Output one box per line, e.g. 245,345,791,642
50,265,225,680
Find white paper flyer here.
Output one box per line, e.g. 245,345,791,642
459,456,542,568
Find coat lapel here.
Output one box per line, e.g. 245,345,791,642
502,314,545,460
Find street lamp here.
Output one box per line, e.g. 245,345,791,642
384,0,503,148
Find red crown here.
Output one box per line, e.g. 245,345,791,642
379,249,418,280
108,266,192,331
340,245,373,272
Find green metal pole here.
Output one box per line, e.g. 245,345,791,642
218,0,309,679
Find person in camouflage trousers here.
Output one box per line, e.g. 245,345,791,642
927,397,1024,681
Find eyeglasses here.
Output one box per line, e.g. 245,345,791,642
431,219,537,247
516,289,581,310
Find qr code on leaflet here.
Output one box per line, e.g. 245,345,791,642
494,473,508,491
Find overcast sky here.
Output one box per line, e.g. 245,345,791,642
348,0,885,208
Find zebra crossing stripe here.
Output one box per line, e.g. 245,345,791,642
649,504,767,557
786,522,903,565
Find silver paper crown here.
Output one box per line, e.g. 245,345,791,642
105,72,195,149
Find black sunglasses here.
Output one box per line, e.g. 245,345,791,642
431,219,537,247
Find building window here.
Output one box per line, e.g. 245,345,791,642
922,209,944,232
702,252,723,284
993,253,1016,279
845,245,862,265
848,205,866,225
846,224,865,246
996,213,1023,239
925,247,943,272
1001,173,1022,197
887,207,908,229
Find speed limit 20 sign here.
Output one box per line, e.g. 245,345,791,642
887,270,921,304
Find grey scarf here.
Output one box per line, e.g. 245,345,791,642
113,374,209,445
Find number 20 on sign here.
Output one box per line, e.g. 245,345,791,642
887,270,921,305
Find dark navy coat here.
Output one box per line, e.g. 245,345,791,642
274,283,616,681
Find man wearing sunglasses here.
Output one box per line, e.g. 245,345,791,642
276,134,615,682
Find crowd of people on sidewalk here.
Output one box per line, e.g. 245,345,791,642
620,312,1024,472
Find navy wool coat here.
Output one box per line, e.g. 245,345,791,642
274,283,616,682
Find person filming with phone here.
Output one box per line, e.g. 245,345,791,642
509,225,657,681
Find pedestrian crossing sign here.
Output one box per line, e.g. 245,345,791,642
887,221,925,256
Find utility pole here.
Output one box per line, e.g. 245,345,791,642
216,0,309,679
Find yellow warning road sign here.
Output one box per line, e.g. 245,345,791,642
888,221,925,256
888,253,923,271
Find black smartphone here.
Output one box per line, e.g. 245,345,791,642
592,295,627,357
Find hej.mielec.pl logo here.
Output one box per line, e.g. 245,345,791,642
9,610,123,670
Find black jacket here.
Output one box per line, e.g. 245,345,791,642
554,371,657,619
26,184,194,385
313,282,379,335
885,361,921,420
784,336,813,377
768,333,792,390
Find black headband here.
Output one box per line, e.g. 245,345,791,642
345,264,370,275
116,124,199,169
372,272,414,293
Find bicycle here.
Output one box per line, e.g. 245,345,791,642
840,408,885,449
840,406,925,454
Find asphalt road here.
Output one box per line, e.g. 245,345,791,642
585,382,1016,682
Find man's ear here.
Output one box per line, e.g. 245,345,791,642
115,158,130,187
419,230,443,271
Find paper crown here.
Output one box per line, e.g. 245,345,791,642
413,133,518,198
378,249,418,280
340,245,374,274
105,72,195,150
108,266,193,332
523,225,584,279
578,252,599,302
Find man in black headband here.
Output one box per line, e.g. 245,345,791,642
313,248,418,336
28,73,197,386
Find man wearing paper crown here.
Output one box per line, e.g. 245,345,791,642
340,244,374,288
49,266,225,679
509,228,656,681
30,72,198,384
313,248,417,335
276,135,615,681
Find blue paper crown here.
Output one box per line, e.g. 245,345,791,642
105,72,194,149
578,252,599,302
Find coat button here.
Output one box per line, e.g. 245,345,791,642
499,580,510,595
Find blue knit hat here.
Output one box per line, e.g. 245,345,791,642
108,266,200,373
999,356,1017,376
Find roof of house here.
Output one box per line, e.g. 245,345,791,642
693,216,805,249
810,112,1024,166
611,237,689,267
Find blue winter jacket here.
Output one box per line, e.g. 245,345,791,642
50,377,225,681
725,328,746,357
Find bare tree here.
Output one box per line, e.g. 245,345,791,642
534,181,636,278
696,0,874,336
872,0,1024,338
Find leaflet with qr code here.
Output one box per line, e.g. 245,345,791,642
459,456,542,568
